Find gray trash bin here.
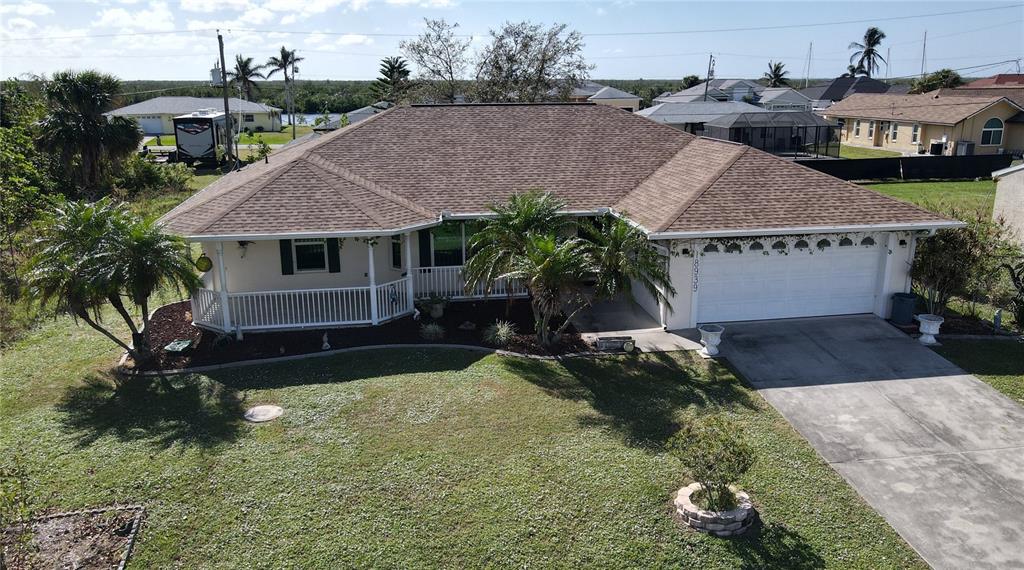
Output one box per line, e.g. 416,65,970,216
891,293,917,326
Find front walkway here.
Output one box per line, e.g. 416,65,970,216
573,297,702,352
719,316,1024,569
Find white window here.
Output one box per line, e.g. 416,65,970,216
244,114,255,123
867,121,875,138
981,118,1004,146
391,235,402,269
911,124,920,143
293,239,328,272
853,120,861,137
891,123,898,141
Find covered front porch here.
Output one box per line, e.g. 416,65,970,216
189,225,527,335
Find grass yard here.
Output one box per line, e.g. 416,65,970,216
937,340,1024,406
839,145,901,159
865,180,997,215
239,125,314,145
0,311,926,568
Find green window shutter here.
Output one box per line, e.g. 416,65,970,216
418,230,432,267
279,239,294,275
327,238,341,273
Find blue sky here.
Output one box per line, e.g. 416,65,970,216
0,0,1021,81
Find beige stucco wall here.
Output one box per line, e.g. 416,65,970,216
994,169,1024,245
591,98,642,112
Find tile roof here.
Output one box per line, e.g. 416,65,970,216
938,87,1024,108
823,92,1012,125
159,103,954,239
589,86,641,100
108,96,281,116
965,74,1024,88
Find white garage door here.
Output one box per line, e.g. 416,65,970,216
138,117,164,135
697,236,882,323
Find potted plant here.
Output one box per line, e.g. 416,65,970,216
697,324,725,357
667,415,756,537
416,294,448,319
915,314,944,345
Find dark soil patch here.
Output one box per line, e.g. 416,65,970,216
2,508,141,570
139,299,591,370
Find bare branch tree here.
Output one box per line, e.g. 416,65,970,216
400,19,471,103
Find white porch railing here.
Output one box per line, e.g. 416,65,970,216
412,266,527,299
375,277,411,323
191,288,223,329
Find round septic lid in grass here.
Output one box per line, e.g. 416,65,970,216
244,405,283,423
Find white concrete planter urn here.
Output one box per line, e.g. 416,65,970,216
674,482,756,537
915,314,944,345
698,324,725,358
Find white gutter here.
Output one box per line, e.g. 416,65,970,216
183,219,442,242
648,220,964,240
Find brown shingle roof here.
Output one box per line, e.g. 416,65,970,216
160,104,954,238
823,92,1009,125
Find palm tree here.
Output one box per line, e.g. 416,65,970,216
227,55,267,100
841,63,866,78
265,47,305,126
762,61,790,87
372,56,412,103
35,70,141,194
583,215,675,309
849,27,887,78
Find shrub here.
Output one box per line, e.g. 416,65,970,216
114,155,193,196
482,320,516,347
666,415,754,512
420,322,445,341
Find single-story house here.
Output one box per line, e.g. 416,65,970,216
656,79,764,104
823,92,1024,156
939,86,1024,109
634,101,766,134
568,81,642,111
108,97,282,135
158,103,959,337
313,102,394,132
757,87,812,111
701,111,838,157
993,162,1024,245
965,74,1024,88
799,76,901,111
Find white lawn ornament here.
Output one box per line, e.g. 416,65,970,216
413,308,421,321
915,314,944,345
698,324,725,358
321,332,331,351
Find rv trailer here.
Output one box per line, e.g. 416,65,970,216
172,109,228,165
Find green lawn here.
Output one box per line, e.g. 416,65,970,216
0,312,927,568
865,180,997,216
839,145,901,159
936,340,1024,405
239,125,314,145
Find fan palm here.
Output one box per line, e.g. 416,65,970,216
584,215,675,310
265,47,304,125
227,55,267,100
849,27,887,78
372,56,413,103
841,63,866,78
762,61,790,87
35,70,142,193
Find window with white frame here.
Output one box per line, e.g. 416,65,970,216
293,238,328,272
867,120,875,138
911,124,920,143
891,122,898,141
244,114,255,122
981,118,1004,145
391,235,402,269
853,120,861,137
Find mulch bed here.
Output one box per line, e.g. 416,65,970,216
138,299,591,370
1,507,142,570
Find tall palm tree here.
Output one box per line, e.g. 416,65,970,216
265,47,304,126
35,70,141,193
372,56,412,103
849,27,887,78
762,61,790,87
841,63,867,78
227,55,267,100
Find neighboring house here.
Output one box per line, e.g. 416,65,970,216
823,92,1024,156
939,86,1024,108
965,74,1024,88
701,111,838,157
634,101,766,134
567,81,642,111
757,87,813,111
108,97,282,135
993,162,1024,245
313,102,393,132
799,76,897,111
656,79,764,104
158,104,957,336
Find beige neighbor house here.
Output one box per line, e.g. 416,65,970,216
108,97,282,135
158,104,959,337
823,92,1024,156
993,162,1024,245
568,81,643,111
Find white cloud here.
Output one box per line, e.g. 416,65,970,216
0,2,55,16
240,6,274,24
178,0,251,13
279,13,296,25
336,33,371,46
92,1,176,31
385,0,454,7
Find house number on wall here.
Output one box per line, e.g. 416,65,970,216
692,256,699,292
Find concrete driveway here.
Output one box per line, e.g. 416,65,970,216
720,316,1024,570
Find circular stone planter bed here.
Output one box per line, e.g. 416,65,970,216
673,482,756,537
137,299,589,371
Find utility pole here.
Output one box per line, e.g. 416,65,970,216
886,47,891,81
290,53,297,141
217,30,235,168
920,30,928,78
804,42,813,89
703,53,715,102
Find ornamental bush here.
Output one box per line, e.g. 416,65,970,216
482,320,516,347
666,415,754,512
419,322,445,341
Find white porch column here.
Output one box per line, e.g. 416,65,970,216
404,232,415,307
689,242,702,328
367,241,379,325
460,221,467,265
214,241,233,334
